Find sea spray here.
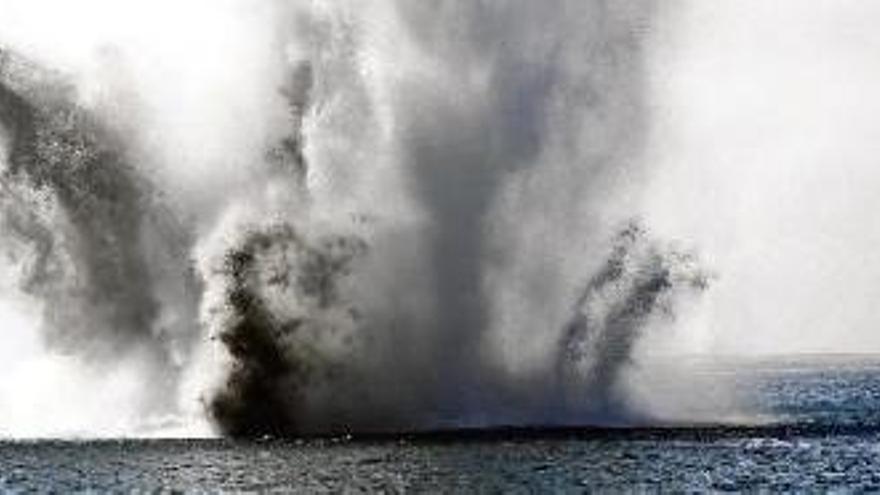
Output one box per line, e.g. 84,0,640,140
207,225,366,436
0,50,201,431
0,1,711,437
557,221,710,420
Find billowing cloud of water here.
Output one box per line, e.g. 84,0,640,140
0,0,711,437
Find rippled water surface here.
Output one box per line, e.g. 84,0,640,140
4,356,880,492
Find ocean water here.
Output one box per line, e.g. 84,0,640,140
3,355,880,493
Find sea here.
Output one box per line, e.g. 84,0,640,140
3,355,880,493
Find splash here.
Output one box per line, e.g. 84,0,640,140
209,225,366,436
556,222,710,420
0,1,711,437
0,51,200,426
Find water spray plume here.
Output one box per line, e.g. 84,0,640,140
0,1,710,438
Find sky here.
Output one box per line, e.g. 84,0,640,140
645,1,880,354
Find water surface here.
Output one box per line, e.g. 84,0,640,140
4,355,880,492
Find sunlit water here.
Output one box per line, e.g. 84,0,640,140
4,355,880,492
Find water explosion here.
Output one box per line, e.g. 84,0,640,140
0,1,709,437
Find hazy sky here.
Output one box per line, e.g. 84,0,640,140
646,1,880,354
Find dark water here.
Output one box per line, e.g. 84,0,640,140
4,355,880,493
